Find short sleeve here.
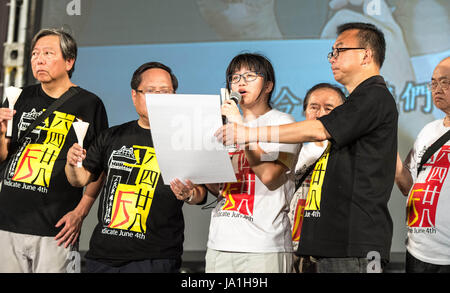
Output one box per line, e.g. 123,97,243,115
319,86,393,147
257,112,299,170
403,148,417,182
83,97,109,150
404,122,438,182
83,129,109,181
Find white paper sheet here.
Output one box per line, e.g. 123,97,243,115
146,94,237,184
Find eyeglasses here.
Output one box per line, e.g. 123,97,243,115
135,88,173,94
228,71,264,84
428,79,450,91
327,47,366,61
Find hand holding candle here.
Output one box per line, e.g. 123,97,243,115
5,87,22,137
72,119,89,167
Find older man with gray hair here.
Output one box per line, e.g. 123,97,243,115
396,56,450,273
0,28,108,273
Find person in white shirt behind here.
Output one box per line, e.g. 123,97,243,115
289,83,345,273
396,56,450,273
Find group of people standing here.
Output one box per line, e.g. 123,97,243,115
0,21,448,274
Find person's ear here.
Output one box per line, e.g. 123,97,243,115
362,48,374,66
264,81,274,94
65,58,75,73
131,89,138,106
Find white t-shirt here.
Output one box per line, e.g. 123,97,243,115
405,119,450,265
207,109,300,253
289,141,327,250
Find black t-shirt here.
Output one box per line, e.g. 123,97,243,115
0,84,108,236
297,76,398,261
83,121,184,264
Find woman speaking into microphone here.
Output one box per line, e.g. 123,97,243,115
204,53,300,273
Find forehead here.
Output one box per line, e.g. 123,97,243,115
232,65,255,74
334,29,360,47
308,88,343,105
139,68,173,87
33,35,61,50
432,61,450,80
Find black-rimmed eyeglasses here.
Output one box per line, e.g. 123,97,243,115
135,88,174,94
327,47,366,61
228,71,264,84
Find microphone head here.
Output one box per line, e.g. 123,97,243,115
229,91,242,104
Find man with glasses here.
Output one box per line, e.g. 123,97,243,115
396,56,450,273
65,62,206,273
216,22,398,273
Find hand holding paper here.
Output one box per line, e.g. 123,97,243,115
72,120,89,167
5,87,22,137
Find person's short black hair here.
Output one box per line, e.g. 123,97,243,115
303,83,346,111
337,22,386,68
226,52,275,106
130,62,178,92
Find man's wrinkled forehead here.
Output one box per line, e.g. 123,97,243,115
32,35,60,50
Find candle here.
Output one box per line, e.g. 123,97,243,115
72,119,90,167
5,87,22,137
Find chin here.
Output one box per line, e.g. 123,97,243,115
333,76,342,84
34,74,52,82
37,78,53,84
434,102,447,112
333,74,346,86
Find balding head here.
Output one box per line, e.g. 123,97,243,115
435,57,450,71
431,57,450,114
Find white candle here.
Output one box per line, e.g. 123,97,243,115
72,120,90,167
5,87,22,137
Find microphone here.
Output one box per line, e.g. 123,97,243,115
220,89,242,125
229,91,242,105
220,89,242,153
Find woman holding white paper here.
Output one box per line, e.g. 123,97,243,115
204,53,300,273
